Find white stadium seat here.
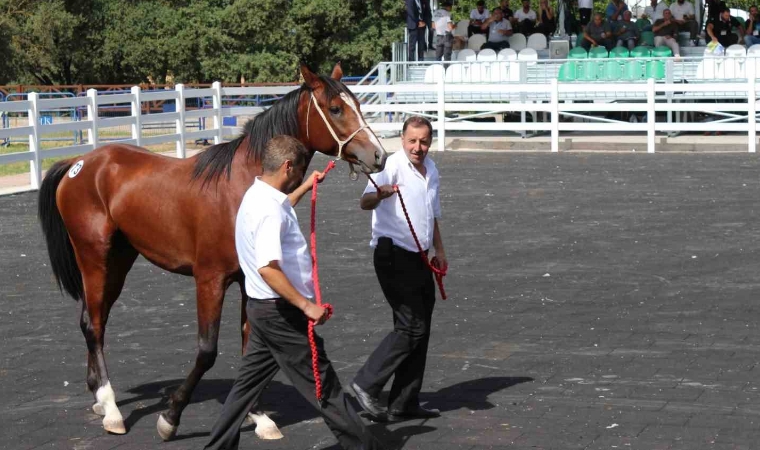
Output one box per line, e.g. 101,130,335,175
477,48,497,61
497,48,518,60
456,49,477,61
508,33,527,52
469,63,489,82
725,44,747,78
489,62,510,82
454,19,469,37
468,33,487,51
527,33,547,50
445,64,467,83
747,44,760,78
423,65,445,83
517,47,538,64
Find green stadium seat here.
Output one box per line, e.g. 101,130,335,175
589,46,609,58
736,16,746,28
651,45,673,57
635,18,651,31
630,46,652,58
569,47,588,59
610,46,630,58
623,60,647,80
603,60,625,80
558,62,578,81
640,31,655,47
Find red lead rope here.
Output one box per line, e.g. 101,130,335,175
366,175,448,300
309,160,336,403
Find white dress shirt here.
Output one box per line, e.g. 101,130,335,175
579,0,594,9
364,150,442,253
514,8,537,21
669,1,694,20
470,8,491,22
235,178,314,300
644,1,668,21
489,19,512,42
433,8,452,35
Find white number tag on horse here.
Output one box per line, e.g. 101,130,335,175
68,160,84,178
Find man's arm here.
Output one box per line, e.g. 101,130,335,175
287,170,325,207
583,29,597,44
707,22,717,41
259,262,329,324
432,219,447,270
360,185,395,210
652,19,667,32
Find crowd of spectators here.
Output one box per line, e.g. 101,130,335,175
405,0,760,62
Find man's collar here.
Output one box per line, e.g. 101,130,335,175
254,177,289,205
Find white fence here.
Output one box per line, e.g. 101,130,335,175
2,66,760,191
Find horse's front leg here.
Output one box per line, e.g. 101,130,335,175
157,271,225,440
239,281,284,440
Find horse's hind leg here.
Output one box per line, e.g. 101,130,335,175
77,232,138,434
157,271,225,441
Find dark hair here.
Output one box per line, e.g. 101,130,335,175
476,0,485,5
441,1,453,6
261,135,309,174
402,116,433,139
493,6,502,12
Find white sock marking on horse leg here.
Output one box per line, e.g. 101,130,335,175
247,412,283,440
96,382,125,434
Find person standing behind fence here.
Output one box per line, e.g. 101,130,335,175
203,136,384,450
351,116,447,424
513,0,538,34
406,0,428,61
432,1,455,61
578,0,594,29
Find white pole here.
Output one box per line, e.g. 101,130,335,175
749,60,756,153
86,89,100,151
27,92,41,189
175,83,186,158
647,78,656,153
130,86,142,147
551,79,559,153
437,70,445,152
212,81,223,145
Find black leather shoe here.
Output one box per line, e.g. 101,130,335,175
351,382,387,419
387,406,441,422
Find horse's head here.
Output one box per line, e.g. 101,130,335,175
300,63,387,175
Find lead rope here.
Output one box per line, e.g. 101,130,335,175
308,159,337,404
365,175,448,300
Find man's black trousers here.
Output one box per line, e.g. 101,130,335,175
354,237,436,413
204,300,381,450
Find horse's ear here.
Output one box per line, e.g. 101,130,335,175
330,62,343,81
299,63,320,88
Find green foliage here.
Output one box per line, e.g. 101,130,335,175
1,0,405,85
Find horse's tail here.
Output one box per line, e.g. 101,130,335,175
38,160,84,301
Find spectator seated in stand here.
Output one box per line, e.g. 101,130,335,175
512,0,538,35
582,13,614,51
670,0,699,46
614,11,640,50
707,7,743,48
653,9,681,58
469,0,490,36
606,0,629,22
534,0,556,39
500,0,514,22
745,6,760,47
642,0,668,30
481,7,513,51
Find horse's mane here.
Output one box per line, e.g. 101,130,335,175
191,75,355,187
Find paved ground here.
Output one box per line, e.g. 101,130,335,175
3,151,760,450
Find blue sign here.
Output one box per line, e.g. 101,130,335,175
39,115,53,125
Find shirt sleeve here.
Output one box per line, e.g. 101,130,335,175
470,9,478,19
253,214,283,270
362,164,393,195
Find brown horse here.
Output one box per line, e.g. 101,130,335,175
37,63,386,440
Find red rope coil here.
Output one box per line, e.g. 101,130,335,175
309,160,336,403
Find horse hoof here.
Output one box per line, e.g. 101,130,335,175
157,413,178,441
92,403,105,416
247,413,283,440
103,415,126,435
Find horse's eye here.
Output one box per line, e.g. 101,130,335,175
329,106,341,115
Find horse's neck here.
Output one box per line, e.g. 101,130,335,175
229,135,263,194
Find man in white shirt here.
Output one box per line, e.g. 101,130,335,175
643,0,669,25
669,0,698,45
352,116,447,423
469,0,490,36
432,1,455,61
204,136,383,450
513,0,538,34
481,7,514,51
